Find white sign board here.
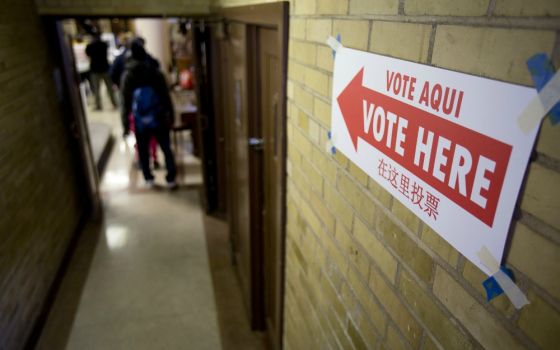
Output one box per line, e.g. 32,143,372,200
330,47,540,275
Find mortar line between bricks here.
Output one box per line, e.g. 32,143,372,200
518,210,560,245
426,24,437,64
486,0,497,17
293,14,560,30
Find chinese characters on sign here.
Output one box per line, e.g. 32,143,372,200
378,158,440,220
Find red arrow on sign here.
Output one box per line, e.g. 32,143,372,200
335,67,512,228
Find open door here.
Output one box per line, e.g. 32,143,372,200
211,3,288,349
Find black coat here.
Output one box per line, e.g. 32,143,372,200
120,58,174,134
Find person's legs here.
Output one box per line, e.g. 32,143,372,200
155,128,176,183
90,72,102,110
149,136,158,167
102,72,118,107
136,130,154,182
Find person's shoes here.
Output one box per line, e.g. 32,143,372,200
145,179,156,189
166,181,178,190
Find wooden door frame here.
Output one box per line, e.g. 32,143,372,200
43,17,102,219
216,2,289,348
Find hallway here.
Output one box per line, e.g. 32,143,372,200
34,107,260,349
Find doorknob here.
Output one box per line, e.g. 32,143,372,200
248,137,264,150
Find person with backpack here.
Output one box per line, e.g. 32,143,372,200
120,39,177,189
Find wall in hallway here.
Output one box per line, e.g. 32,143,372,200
212,0,560,349
0,1,86,349
35,0,210,15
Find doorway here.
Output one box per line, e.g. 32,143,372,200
210,3,289,349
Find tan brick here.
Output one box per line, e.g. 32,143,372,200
336,224,370,278
316,45,334,73
290,18,306,40
301,157,324,195
290,40,316,66
353,218,398,284
367,178,392,208
391,201,420,234
433,267,525,350
337,171,376,226
313,96,332,127
306,19,332,44
405,0,488,16
520,163,560,230
536,117,560,162
308,118,320,144
461,260,516,318
494,0,560,16
295,0,316,15
369,266,423,348
423,335,440,350
311,146,337,184
294,84,314,113
304,66,330,97
288,60,306,84
518,291,560,349
377,212,434,283
421,225,459,268
347,266,388,334
293,127,313,156
432,26,556,85
347,319,368,350
317,0,348,14
400,270,476,350
370,22,431,63
349,0,398,15
382,324,410,350
508,222,560,300
334,149,349,168
325,185,355,230
348,163,368,187
332,20,370,51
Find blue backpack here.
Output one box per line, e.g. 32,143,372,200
132,86,162,132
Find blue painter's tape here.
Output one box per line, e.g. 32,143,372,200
527,53,560,125
483,266,515,301
332,34,341,58
328,130,332,139
331,146,336,155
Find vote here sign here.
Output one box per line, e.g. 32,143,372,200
330,47,540,275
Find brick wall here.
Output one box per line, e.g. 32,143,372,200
0,1,85,349
218,0,560,349
35,0,209,15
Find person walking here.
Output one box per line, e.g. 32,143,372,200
120,39,177,189
86,32,118,110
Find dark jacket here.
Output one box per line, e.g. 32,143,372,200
111,49,160,87
120,58,174,134
85,39,110,73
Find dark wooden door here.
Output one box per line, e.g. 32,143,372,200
213,3,288,348
259,27,284,348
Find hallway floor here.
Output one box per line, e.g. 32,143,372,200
36,105,265,350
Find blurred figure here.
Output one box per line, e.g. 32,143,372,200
111,36,160,169
86,32,117,110
121,39,177,189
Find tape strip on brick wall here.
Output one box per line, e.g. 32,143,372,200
326,35,342,53
477,246,530,309
517,69,560,134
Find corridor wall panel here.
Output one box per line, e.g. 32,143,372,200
212,0,560,349
0,2,85,349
